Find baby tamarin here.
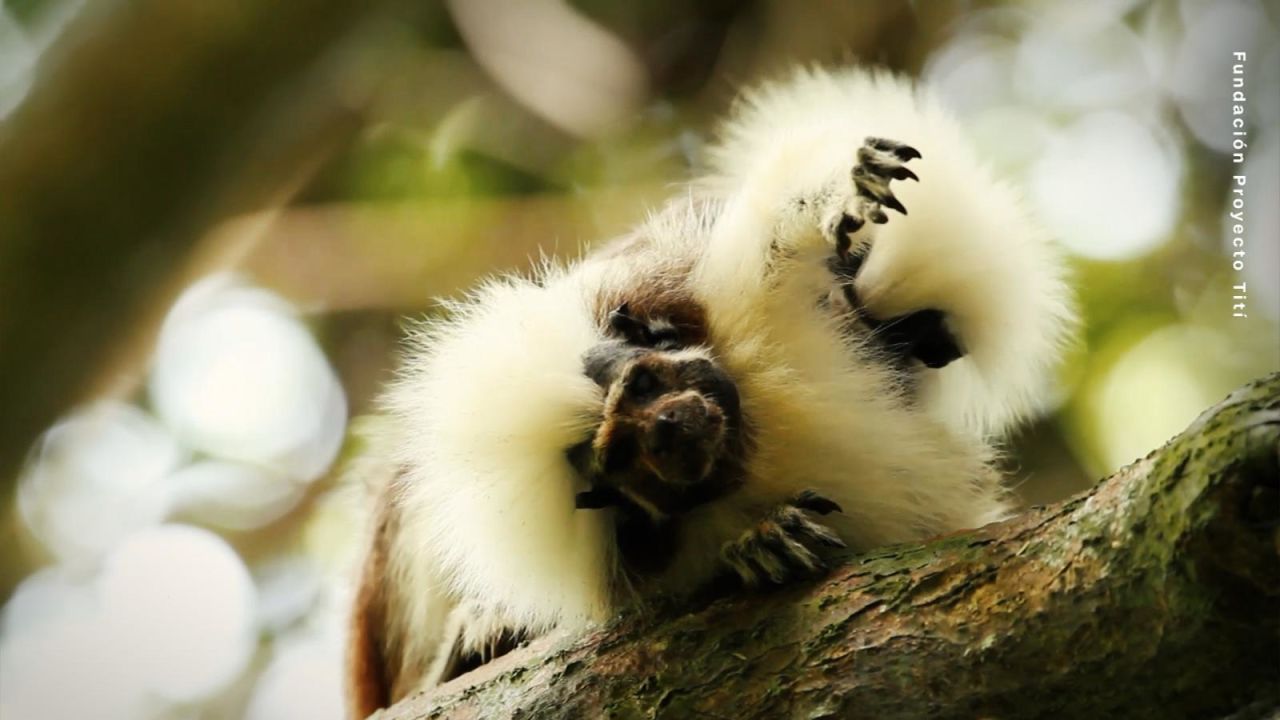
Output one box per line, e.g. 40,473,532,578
346,66,1074,717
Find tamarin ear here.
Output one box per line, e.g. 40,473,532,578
608,303,650,345
608,304,681,349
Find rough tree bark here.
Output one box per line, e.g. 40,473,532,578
380,372,1280,720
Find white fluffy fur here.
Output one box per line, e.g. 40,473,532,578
360,66,1075,700
384,273,614,633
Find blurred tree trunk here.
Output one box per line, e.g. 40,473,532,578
382,373,1280,720
0,0,416,486
0,0,418,593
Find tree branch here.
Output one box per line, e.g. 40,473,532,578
381,372,1280,720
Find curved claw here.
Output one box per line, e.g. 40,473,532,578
880,194,907,216
893,165,919,182
792,489,844,515
848,137,920,229
866,136,922,161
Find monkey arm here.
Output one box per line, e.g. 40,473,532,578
691,136,917,338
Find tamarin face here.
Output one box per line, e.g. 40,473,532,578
571,313,744,522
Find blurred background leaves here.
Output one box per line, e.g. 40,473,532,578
0,1,1277,718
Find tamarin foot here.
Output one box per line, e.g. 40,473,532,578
720,490,846,587
826,136,922,257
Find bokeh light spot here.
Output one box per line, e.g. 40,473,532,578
150,275,347,482
1030,111,1181,260
97,524,258,703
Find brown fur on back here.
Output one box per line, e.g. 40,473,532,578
346,485,397,719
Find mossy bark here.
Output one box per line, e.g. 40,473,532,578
381,373,1280,720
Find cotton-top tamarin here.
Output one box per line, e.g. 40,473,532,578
346,66,1075,717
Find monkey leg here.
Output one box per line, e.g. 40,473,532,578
822,138,964,370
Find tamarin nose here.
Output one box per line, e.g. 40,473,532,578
648,400,710,456
650,412,680,454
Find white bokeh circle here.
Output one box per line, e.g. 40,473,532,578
244,631,346,720
165,460,305,532
1030,111,1182,260
17,402,183,563
150,274,347,482
97,524,258,703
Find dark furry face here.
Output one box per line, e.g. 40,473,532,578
571,340,744,521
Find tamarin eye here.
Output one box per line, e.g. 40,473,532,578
608,303,683,350
625,367,661,400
